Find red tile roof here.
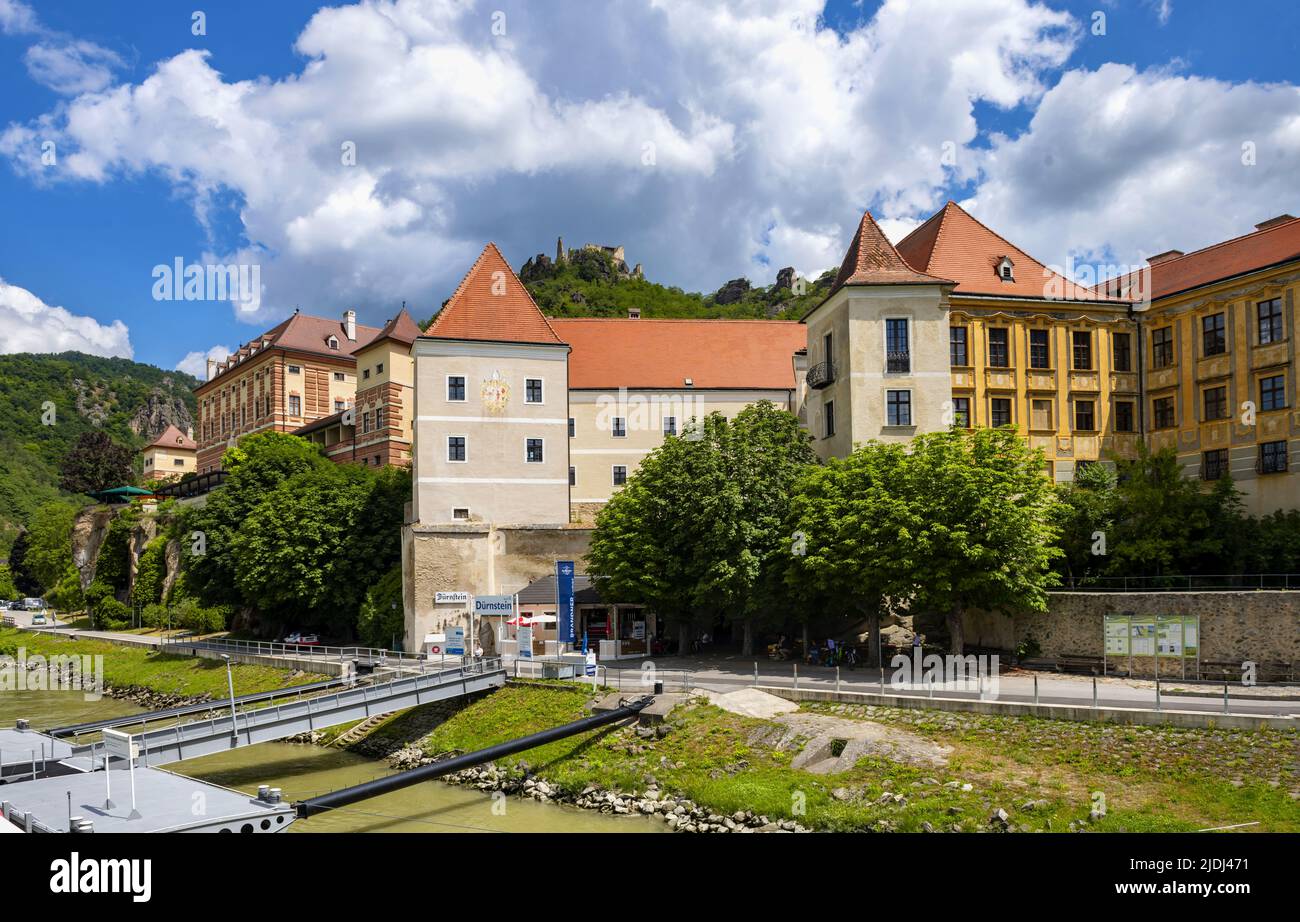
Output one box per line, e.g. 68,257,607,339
145,424,196,451
263,311,381,356
549,318,806,390
897,201,1125,303
424,243,564,345
368,308,423,348
830,211,952,293
1097,214,1300,302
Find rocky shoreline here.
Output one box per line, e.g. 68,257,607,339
386,748,811,833
104,684,212,711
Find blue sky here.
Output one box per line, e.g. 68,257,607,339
1,0,1297,374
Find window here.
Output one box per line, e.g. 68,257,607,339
987,328,1009,368
1258,298,1283,345
1202,449,1229,481
334,372,345,381
824,400,836,438
823,331,834,364
447,376,466,401
327,336,339,350
525,438,544,463
1112,332,1132,372
950,326,968,366
174,458,185,466
613,465,628,486
1260,440,1288,474
886,390,912,426
288,365,301,374
447,436,466,462
990,397,1012,427
612,417,627,438
377,363,384,374
362,411,372,434
885,318,910,373
288,395,301,416
1260,374,1287,411
663,416,677,436
1031,399,1053,431
1029,330,1050,369
334,399,345,413
568,418,575,438
952,396,970,428
1114,401,1135,433
525,378,543,403
1072,331,1092,370
1203,386,1228,420
1074,399,1095,431
1151,327,1174,368
452,507,470,520
362,368,371,380
569,466,576,486
998,257,1014,280
375,407,385,430
1152,395,1175,429
1202,313,1226,356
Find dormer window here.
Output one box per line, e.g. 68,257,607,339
997,257,1015,281
327,335,339,350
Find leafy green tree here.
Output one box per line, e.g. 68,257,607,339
59,430,136,495
1051,462,1117,584
358,566,404,649
901,427,1061,654
132,537,168,608
23,501,80,593
786,441,915,665
588,413,739,654
0,564,17,601
7,530,42,596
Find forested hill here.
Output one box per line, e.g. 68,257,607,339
515,245,837,320
0,352,198,555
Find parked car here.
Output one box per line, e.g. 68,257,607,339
284,632,321,646
22,598,45,612
30,612,47,626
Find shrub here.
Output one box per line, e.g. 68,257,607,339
357,566,403,648
95,598,132,630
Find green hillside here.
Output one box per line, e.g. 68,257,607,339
517,246,836,320
0,352,198,555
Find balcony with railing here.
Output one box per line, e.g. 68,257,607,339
886,351,911,374
806,361,836,389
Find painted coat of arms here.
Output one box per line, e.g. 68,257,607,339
481,371,510,413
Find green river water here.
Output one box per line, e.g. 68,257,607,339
0,690,663,834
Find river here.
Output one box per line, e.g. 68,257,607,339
0,690,663,834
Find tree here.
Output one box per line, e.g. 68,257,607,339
588,413,740,654
0,564,17,601
786,441,915,665
717,402,817,654
7,530,41,596
358,566,404,649
59,430,135,495
1051,462,1117,584
23,501,80,592
901,427,1061,654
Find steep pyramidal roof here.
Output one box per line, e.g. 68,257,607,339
424,243,565,345
145,424,196,451
896,201,1124,303
369,307,423,348
829,211,953,294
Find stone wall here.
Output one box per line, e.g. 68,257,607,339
402,522,593,651
964,591,1300,674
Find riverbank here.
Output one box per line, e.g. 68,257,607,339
358,682,1298,833
0,627,329,707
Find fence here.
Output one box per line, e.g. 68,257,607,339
1059,573,1300,591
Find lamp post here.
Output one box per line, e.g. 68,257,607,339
221,654,238,743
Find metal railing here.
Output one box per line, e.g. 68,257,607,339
160,634,435,668
806,360,836,389
1058,573,1300,592
886,350,910,373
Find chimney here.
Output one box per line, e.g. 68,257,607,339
628,308,641,319
1256,214,1297,232
1147,249,1184,266
344,309,357,341
206,357,217,380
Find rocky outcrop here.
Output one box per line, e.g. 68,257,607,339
127,516,158,600
128,387,193,440
161,538,181,602
776,266,796,289
713,278,751,305
71,506,114,591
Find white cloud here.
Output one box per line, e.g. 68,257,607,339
0,277,133,358
0,0,1083,317
24,40,125,95
0,0,38,35
970,63,1300,279
175,345,232,380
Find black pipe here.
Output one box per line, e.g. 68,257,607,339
295,695,654,818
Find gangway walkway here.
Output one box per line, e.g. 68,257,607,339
67,657,506,768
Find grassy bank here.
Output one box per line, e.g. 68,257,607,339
0,628,328,699
415,683,1299,833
